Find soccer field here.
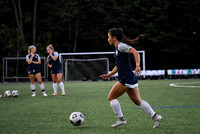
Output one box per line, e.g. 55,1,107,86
0,79,200,134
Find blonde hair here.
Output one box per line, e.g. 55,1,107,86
47,44,55,52
28,45,36,54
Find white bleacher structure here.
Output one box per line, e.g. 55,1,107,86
167,69,200,76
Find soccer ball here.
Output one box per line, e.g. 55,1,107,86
4,90,12,97
12,90,19,97
69,112,84,126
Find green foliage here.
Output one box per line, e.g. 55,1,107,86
0,24,28,56
0,0,199,70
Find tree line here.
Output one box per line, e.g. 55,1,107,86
0,0,199,77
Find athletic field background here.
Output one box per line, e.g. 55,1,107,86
0,79,200,134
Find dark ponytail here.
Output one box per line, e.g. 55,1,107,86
108,28,142,45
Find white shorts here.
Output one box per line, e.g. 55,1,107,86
125,83,138,88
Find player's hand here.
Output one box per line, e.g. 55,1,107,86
135,65,141,76
48,64,52,68
99,74,109,79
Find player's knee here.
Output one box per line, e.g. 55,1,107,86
57,79,62,83
52,80,57,83
57,75,62,83
29,75,34,79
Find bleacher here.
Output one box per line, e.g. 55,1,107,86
109,69,200,80
167,69,200,79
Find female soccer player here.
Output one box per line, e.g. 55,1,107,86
26,45,47,97
46,44,66,96
100,28,162,128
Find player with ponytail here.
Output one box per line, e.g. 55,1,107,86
100,28,162,128
46,44,66,96
26,45,47,97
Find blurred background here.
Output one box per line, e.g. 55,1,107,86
0,0,199,81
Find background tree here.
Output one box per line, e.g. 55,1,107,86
32,0,37,44
0,0,200,81
12,0,25,41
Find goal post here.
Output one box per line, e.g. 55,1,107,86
59,51,145,81
2,57,47,82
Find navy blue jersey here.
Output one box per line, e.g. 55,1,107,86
26,54,41,75
47,52,61,69
114,42,138,85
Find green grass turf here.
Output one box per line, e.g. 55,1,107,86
0,79,200,134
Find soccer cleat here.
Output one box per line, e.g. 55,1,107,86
52,93,57,96
61,93,66,96
152,114,162,128
43,93,48,97
111,117,126,128
32,93,36,97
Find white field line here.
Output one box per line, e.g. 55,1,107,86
169,82,200,88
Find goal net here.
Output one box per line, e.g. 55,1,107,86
60,51,145,81
65,58,109,81
3,57,47,82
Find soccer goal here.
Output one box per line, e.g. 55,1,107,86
2,57,47,82
59,51,145,81
65,58,109,81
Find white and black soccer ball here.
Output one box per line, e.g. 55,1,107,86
69,112,84,126
12,90,19,97
4,90,12,97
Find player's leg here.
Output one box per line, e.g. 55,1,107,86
35,73,47,96
127,87,162,128
57,73,65,95
51,74,57,96
29,74,36,96
108,81,128,127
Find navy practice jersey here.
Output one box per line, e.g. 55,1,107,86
26,54,41,69
26,54,41,74
114,42,138,84
46,52,61,69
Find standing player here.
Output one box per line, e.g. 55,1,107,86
100,28,162,128
46,44,66,96
26,45,47,97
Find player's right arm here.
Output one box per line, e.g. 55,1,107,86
46,55,52,68
47,63,52,68
100,66,117,79
26,54,33,64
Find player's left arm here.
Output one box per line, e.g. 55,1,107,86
50,54,57,61
50,52,59,61
129,47,141,75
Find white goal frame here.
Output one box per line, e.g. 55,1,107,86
59,51,145,81
2,57,47,83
